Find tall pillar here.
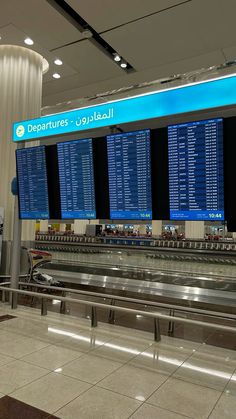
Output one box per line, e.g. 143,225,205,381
185,221,205,239
40,220,49,233
59,223,66,232
152,220,162,236
0,45,48,272
139,224,146,235
74,220,88,235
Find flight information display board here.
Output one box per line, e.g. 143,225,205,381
16,146,49,219
107,129,152,220
168,118,224,220
57,139,96,219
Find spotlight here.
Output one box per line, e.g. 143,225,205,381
53,73,61,79
120,61,127,69
54,59,63,66
82,29,93,39
24,37,34,46
113,53,121,62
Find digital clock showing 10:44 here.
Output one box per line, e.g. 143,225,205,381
209,213,223,218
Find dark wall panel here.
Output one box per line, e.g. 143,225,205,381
45,144,61,219
151,128,170,220
92,137,110,219
223,117,236,230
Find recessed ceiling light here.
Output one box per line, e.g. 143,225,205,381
53,73,61,79
82,29,93,39
24,37,34,45
120,61,127,69
114,53,121,62
54,59,63,66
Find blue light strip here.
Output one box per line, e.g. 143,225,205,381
13,74,236,142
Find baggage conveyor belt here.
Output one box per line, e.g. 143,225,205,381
37,261,236,314
35,241,236,265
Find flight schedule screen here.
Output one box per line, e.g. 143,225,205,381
57,139,96,219
168,118,224,220
107,129,152,220
16,146,49,219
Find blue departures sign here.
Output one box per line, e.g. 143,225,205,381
13,74,236,142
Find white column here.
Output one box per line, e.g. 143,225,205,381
74,220,88,235
185,221,205,239
139,224,146,235
39,220,48,233
89,219,99,225
0,45,48,243
59,223,66,232
152,220,162,236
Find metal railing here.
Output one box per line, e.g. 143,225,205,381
0,282,236,342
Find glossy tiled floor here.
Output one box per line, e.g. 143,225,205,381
0,303,235,418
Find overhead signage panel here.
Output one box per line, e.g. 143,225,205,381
13,74,236,142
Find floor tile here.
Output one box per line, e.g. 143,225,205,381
1,319,68,344
0,329,24,343
196,343,236,362
155,335,201,354
99,364,167,401
21,344,83,370
0,353,15,367
131,403,190,419
11,372,91,414
129,345,188,375
0,395,59,419
209,393,236,419
224,373,236,396
148,377,221,419
61,354,122,384
173,352,235,391
58,330,108,353
0,317,45,335
92,336,151,362
0,360,49,394
56,386,141,419
0,335,49,358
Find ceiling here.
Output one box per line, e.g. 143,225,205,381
1,0,236,109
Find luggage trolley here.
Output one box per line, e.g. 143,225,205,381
24,249,64,310
26,249,58,285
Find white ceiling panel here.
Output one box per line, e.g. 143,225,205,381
43,49,225,106
0,0,82,50
54,39,123,77
222,45,236,62
102,0,236,71
66,0,185,32
0,24,77,83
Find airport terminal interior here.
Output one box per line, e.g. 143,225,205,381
0,0,236,418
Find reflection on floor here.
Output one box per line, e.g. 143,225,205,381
18,293,236,351
0,303,235,418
